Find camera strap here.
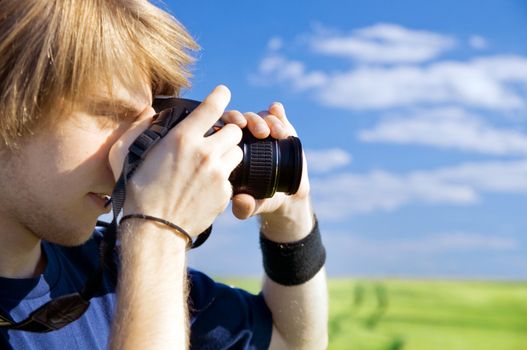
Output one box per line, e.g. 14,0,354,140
102,99,212,282
0,99,210,333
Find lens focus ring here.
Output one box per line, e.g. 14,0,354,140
246,141,277,199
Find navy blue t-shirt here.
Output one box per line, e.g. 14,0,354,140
0,230,272,349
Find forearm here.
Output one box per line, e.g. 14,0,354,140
260,199,329,349
110,220,189,350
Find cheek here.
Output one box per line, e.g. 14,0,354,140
49,117,134,192
46,130,120,194
60,114,130,164
56,133,112,172
76,125,133,182
63,118,130,163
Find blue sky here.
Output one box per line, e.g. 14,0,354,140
137,0,527,278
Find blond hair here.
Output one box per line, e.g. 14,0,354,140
0,0,198,148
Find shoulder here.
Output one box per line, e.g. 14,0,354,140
187,269,265,316
187,269,273,349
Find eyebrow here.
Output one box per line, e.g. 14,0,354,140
88,98,145,117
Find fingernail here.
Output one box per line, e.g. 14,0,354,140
270,102,283,111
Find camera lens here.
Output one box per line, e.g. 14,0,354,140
229,131,303,199
152,97,303,199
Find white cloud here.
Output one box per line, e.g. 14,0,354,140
267,37,283,51
469,35,488,50
322,229,525,277
330,231,519,255
306,148,351,173
310,23,456,63
311,160,527,220
428,160,527,192
252,23,527,111
311,170,476,220
249,24,527,220
251,55,327,91
358,107,527,155
254,54,527,111
315,55,527,110
425,232,518,251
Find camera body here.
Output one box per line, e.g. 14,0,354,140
151,97,303,199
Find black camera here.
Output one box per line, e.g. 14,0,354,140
152,97,303,199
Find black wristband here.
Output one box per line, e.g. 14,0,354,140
260,217,326,286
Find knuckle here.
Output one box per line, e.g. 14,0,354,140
172,127,190,146
224,123,243,141
209,165,225,183
217,124,243,143
196,147,212,163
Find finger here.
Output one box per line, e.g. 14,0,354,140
232,193,256,219
206,123,243,155
256,112,288,139
267,102,299,137
178,85,231,135
220,145,243,176
268,102,288,122
244,111,270,139
221,110,247,129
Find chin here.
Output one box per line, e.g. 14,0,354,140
40,220,99,247
63,232,96,247
71,224,99,246
47,232,94,247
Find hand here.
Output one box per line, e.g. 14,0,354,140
108,85,243,237
221,102,311,223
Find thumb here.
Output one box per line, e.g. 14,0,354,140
232,194,255,219
231,193,286,219
108,108,155,180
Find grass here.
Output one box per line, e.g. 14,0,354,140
216,277,527,350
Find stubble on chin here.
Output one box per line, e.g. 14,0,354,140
24,209,97,247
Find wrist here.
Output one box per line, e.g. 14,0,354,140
119,219,189,255
260,216,325,286
259,197,314,243
121,214,193,250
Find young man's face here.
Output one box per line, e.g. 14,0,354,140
0,82,153,246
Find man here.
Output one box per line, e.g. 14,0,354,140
0,0,328,349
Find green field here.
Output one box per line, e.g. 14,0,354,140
216,278,527,350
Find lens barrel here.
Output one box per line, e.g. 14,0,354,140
152,97,303,199
229,131,303,199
